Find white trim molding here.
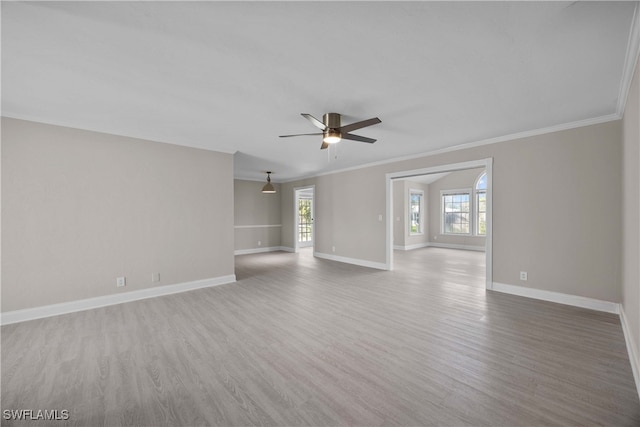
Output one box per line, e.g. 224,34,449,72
234,224,282,229
428,242,485,252
491,282,620,314
620,307,640,400
394,242,431,251
1,274,237,325
283,114,618,184
294,185,316,253
314,252,387,271
408,188,425,236
394,242,485,252
234,246,292,255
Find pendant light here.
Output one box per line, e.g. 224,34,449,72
262,171,276,194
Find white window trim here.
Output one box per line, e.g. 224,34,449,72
474,172,487,236
293,185,315,253
474,190,487,236
408,189,424,236
441,188,472,235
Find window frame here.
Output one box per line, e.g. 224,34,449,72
474,172,487,236
408,189,424,236
441,188,472,235
297,196,313,243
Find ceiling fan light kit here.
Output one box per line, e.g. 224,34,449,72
280,112,381,150
323,129,342,144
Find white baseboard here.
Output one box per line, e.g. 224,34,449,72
314,252,388,270
1,274,237,325
429,242,485,252
394,242,430,251
491,282,620,314
234,246,298,255
235,246,283,255
393,242,485,252
620,306,640,400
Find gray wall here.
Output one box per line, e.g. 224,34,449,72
282,120,622,303
622,55,639,377
234,179,281,251
1,117,235,312
392,180,405,247
428,168,486,249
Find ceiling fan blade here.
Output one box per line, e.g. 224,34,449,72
301,113,327,130
320,141,329,150
338,117,381,134
342,133,376,144
279,133,323,138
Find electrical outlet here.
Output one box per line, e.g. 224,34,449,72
332,246,336,252
378,214,383,221
116,277,126,287
520,271,528,281
258,241,261,246
152,273,160,283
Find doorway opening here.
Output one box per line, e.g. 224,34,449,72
386,158,493,289
294,186,315,252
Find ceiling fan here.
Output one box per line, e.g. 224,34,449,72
280,113,381,149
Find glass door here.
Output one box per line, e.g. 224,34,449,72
298,197,313,247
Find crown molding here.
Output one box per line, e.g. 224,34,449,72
1,114,239,155
282,113,620,183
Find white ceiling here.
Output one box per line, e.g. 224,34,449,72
2,1,638,182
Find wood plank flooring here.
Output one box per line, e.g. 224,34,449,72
2,247,639,426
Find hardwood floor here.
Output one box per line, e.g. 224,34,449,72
2,248,639,426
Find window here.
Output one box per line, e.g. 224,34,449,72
475,172,487,236
298,197,312,242
442,190,470,234
409,190,424,235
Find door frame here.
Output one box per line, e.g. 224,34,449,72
386,158,493,290
294,185,316,253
